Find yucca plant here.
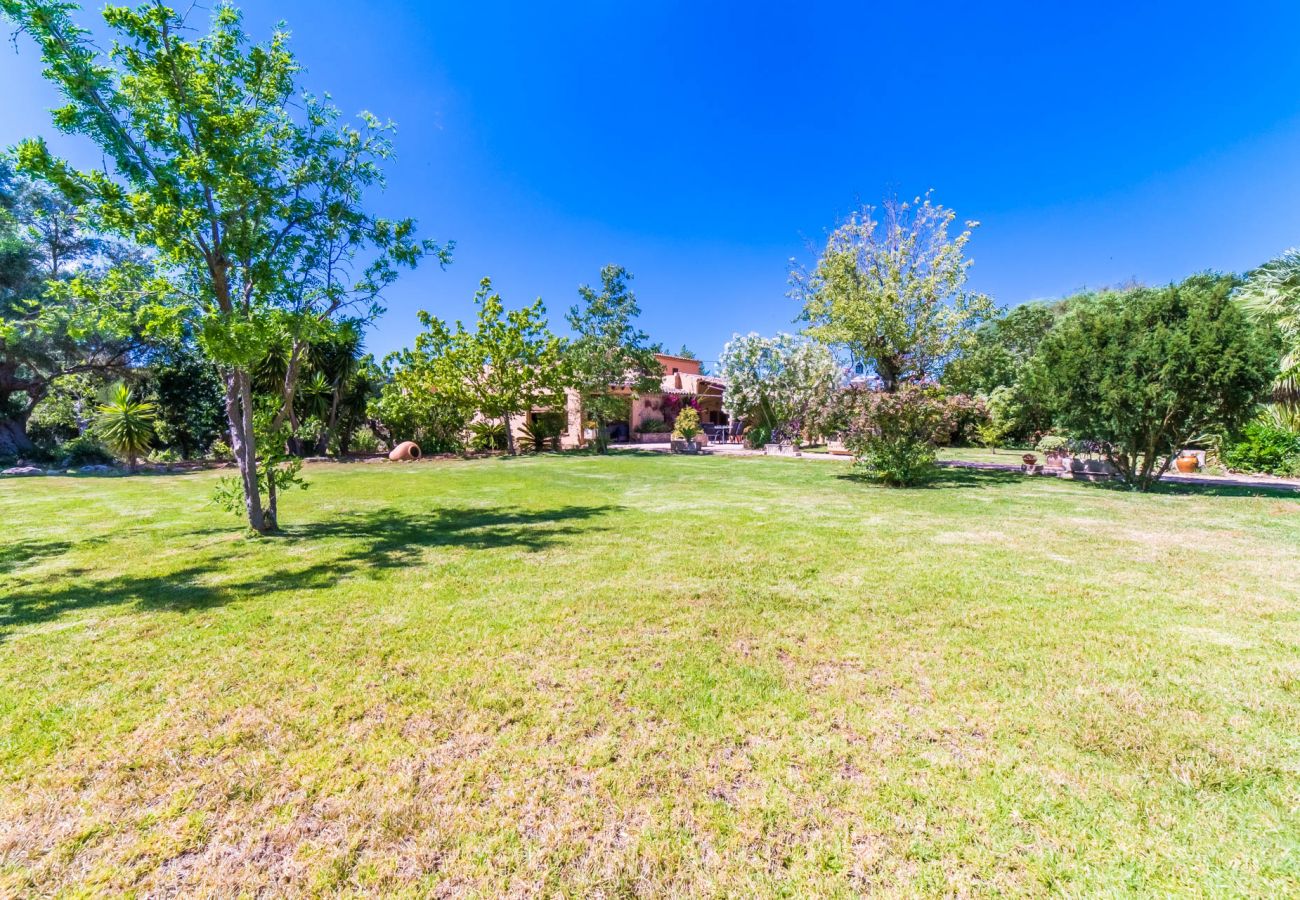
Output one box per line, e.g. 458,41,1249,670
469,420,507,452
519,415,562,452
95,383,157,471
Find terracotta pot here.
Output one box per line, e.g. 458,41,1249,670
1175,454,1198,473
389,441,421,461
1022,453,1037,466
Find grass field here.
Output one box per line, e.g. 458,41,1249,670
2,453,1299,896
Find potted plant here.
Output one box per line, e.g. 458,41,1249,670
1174,449,1200,473
635,416,670,443
1035,435,1070,471
671,407,703,453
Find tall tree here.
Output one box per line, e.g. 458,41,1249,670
415,278,567,455
2,1,447,530
565,265,661,451
0,165,167,457
791,194,995,391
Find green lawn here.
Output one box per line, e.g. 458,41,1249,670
2,454,1299,896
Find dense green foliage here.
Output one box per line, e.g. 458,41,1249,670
147,344,226,458
0,164,168,459
406,278,567,455
1221,418,1300,476
368,375,472,455
943,302,1059,396
1032,275,1275,488
1237,248,1300,428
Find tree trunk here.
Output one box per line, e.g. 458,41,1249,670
0,414,34,459
266,463,278,531
504,416,516,455
223,368,268,533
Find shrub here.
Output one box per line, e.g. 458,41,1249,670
210,439,234,461
974,417,1008,449
743,423,772,449
368,380,472,455
636,416,669,434
59,433,114,467
942,393,988,446
1221,419,1300,476
672,407,701,441
984,382,1050,446
843,384,956,486
469,420,507,452
1036,435,1069,455
520,413,564,452
346,425,382,455
1031,274,1276,489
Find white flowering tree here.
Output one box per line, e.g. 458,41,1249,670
790,193,994,391
718,332,842,445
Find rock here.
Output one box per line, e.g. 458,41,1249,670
79,464,112,474
2,466,45,476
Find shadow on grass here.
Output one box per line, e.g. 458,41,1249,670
0,503,619,641
1075,477,1300,499
0,536,109,575
886,461,1300,498
836,465,1025,490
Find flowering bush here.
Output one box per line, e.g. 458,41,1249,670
842,384,957,486
718,333,841,444
941,392,988,446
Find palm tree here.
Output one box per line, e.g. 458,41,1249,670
95,382,156,471
1238,250,1300,429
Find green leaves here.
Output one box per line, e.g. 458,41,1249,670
564,265,660,448
94,381,156,466
2,0,450,528
403,277,568,453
1033,274,1276,489
792,193,993,390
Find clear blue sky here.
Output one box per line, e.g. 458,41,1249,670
4,1,1300,365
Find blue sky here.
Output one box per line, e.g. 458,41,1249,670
4,1,1300,365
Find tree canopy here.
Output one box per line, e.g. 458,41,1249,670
1,0,446,530
1237,248,1300,428
792,194,994,391
410,278,567,455
718,332,841,444
565,265,661,450
1032,274,1275,489
0,163,172,457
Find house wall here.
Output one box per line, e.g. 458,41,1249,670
654,353,701,376
494,354,715,449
